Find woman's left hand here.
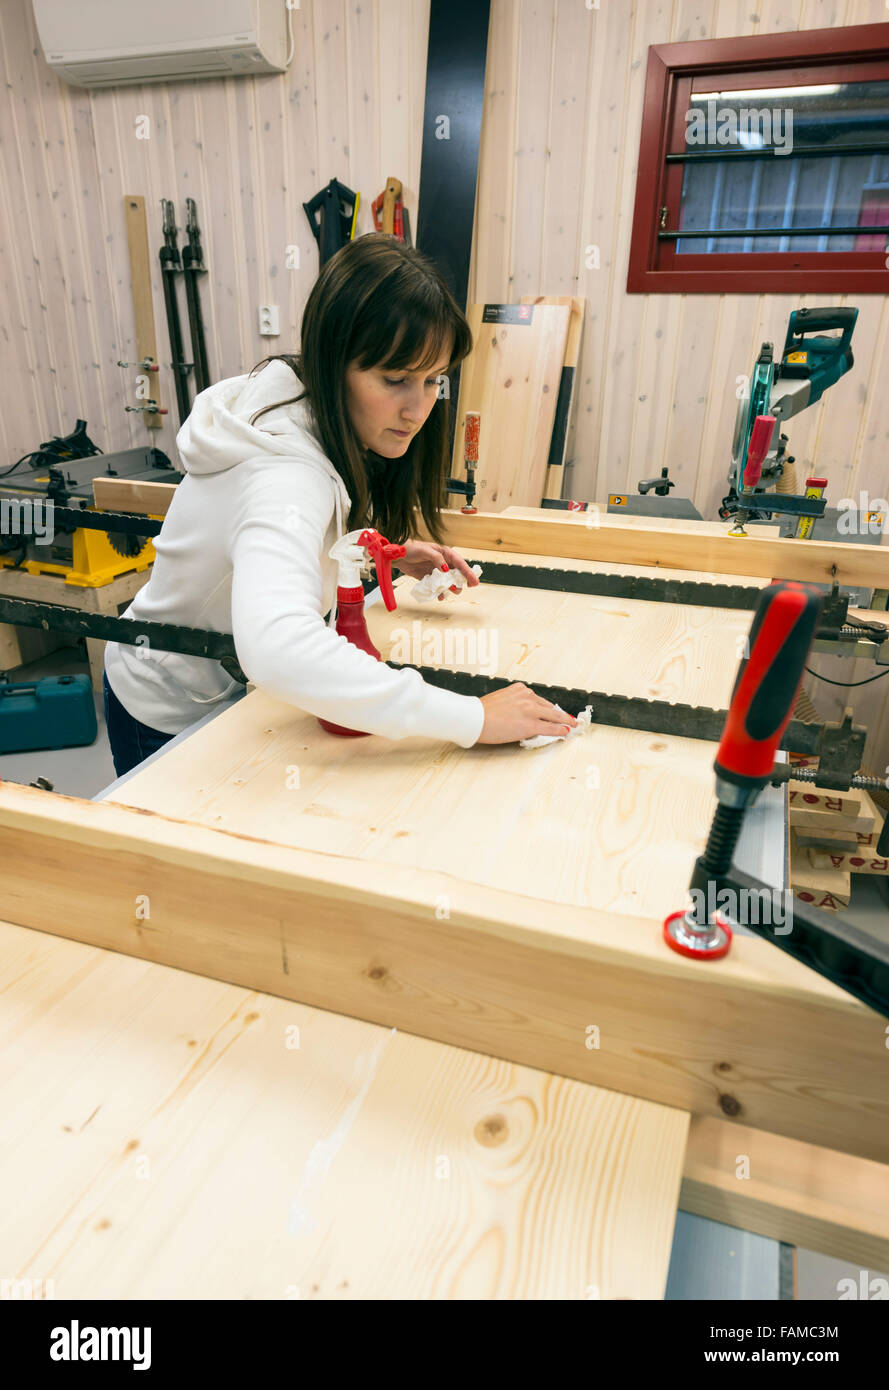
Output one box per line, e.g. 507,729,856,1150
393,540,481,600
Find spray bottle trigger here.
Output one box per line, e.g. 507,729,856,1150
357,528,406,611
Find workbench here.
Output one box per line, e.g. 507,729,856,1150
1,511,887,1299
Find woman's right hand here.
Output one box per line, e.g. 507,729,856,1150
476,683,578,745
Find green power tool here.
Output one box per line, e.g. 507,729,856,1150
722,306,858,522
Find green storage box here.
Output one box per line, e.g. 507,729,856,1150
0,674,97,754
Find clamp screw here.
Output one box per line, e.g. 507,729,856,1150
663,907,733,960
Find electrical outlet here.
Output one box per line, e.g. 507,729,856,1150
258,305,280,336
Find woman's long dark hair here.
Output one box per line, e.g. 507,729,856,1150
248,233,473,545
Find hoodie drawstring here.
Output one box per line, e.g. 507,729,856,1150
327,485,345,629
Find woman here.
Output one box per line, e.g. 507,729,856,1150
103,233,575,777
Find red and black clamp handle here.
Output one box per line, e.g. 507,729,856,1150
730,414,777,533
741,414,777,492
664,580,824,961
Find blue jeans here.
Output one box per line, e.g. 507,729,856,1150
102,669,175,778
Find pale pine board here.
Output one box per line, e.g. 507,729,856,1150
680,1117,889,1273
451,304,570,510
0,918,688,1300
106,555,756,923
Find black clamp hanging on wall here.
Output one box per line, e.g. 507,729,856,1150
303,177,358,267
182,197,210,396
159,198,212,425
159,199,192,426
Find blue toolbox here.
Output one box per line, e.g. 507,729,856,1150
0,674,97,754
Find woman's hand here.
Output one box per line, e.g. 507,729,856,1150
392,540,481,601
477,683,578,744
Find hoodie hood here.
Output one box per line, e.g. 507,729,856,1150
175,359,352,537
175,359,353,561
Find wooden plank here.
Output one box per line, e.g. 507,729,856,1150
789,831,851,908
796,827,882,851
420,509,889,587
33,552,877,1160
787,779,864,819
790,804,875,834
0,771,886,1164
87,480,887,591
451,304,570,509
0,917,687,1299
0,622,65,672
680,1116,889,1273
101,565,761,920
470,0,517,304
796,833,867,853
93,476,177,515
500,505,780,538
809,848,889,878
122,195,163,429
519,296,586,500
6,905,886,1284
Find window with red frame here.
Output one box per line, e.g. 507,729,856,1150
627,22,889,293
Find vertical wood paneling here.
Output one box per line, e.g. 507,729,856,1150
597,0,673,499
472,0,518,302
377,0,412,196
567,0,626,496
541,1,591,297
510,0,556,298
345,0,379,241
5,0,883,498
282,0,321,344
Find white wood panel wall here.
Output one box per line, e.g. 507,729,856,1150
1,0,884,503
0,0,429,464
1,0,887,753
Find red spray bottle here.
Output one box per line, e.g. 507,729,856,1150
317,527,406,737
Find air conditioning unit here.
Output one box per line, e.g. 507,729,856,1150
33,0,289,88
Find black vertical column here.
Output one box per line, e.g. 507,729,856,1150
416,0,491,456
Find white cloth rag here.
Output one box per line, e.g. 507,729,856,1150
411,563,483,602
520,703,594,749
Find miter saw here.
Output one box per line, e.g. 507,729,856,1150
720,306,858,527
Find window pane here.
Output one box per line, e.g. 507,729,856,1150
675,78,889,254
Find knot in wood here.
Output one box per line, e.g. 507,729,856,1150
475,1113,508,1147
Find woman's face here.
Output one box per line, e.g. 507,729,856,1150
344,351,451,456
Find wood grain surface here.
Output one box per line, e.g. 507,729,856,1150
0,917,688,1299
450,304,570,510
106,557,754,922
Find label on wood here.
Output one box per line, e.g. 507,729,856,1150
788,783,862,816
481,304,534,324
795,830,876,852
796,825,878,846
794,889,844,912
808,848,889,876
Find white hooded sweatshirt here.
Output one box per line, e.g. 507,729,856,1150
103,359,486,745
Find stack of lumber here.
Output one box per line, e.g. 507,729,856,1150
789,775,886,911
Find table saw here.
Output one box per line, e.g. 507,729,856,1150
1,505,887,1299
